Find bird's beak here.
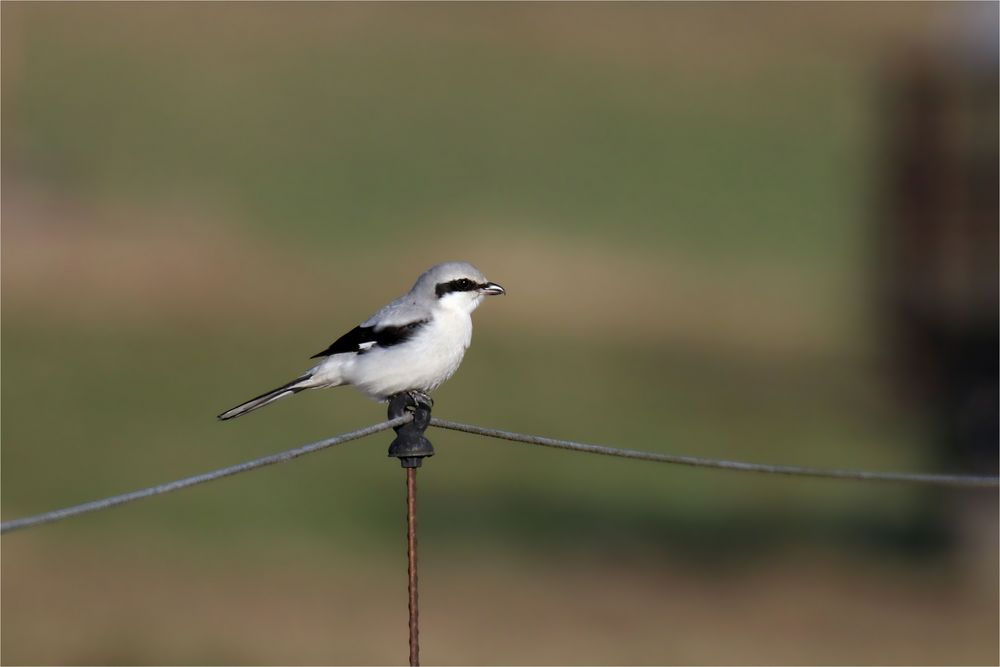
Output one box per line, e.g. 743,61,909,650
479,282,506,296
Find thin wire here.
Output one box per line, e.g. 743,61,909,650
429,418,1000,488
0,416,412,535
4,413,997,536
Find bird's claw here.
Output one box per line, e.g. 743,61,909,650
407,390,434,411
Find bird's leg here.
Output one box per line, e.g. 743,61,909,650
407,390,434,411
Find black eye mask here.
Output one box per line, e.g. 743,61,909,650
435,278,481,298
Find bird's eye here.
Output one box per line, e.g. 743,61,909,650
435,278,480,298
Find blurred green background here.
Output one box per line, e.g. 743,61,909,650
2,3,997,664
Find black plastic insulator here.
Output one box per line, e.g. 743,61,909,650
387,393,435,468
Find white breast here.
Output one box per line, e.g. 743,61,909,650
341,310,474,400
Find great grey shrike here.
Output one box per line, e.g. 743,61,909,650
217,261,505,420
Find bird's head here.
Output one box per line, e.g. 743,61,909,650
416,261,505,313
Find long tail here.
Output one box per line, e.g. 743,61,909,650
217,374,315,421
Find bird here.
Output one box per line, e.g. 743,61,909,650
217,261,505,420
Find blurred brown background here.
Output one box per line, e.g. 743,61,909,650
2,3,997,665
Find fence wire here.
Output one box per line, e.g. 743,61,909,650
0,416,411,534
2,413,997,535
429,418,1000,488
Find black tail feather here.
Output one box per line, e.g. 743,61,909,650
217,374,312,421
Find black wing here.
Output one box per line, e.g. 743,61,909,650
309,320,429,359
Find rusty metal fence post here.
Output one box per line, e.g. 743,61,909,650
387,393,434,666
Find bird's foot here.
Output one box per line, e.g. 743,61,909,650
407,390,434,411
